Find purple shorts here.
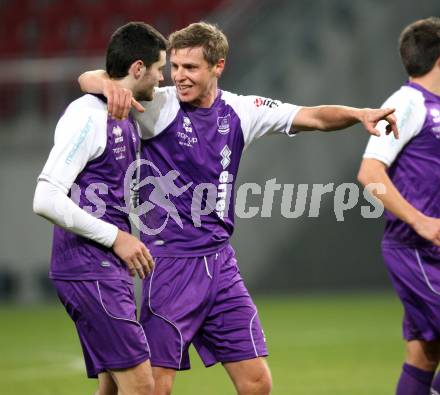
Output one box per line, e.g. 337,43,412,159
140,245,268,370
382,244,440,341
53,279,150,378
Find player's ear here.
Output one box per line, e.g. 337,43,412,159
129,60,145,79
435,55,440,70
214,58,225,78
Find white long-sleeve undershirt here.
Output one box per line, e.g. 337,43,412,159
33,179,118,248
34,94,119,248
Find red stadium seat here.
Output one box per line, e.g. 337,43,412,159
0,0,224,58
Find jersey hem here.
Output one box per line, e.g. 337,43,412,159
49,272,134,283
148,240,230,257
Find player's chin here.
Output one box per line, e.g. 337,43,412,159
177,93,195,103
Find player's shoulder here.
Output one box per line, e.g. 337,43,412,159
383,84,427,129
53,95,108,144
135,86,180,138
221,89,254,105
220,90,260,115
154,85,177,96
221,89,283,109
384,84,425,108
144,86,178,106
139,86,179,115
66,94,107,113
62,94,107,125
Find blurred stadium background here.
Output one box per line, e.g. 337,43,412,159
0,0,439,394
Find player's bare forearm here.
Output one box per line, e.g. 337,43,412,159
293,106,398,138
78,69,108,93
358,159,420,224
293,106,359,131
358,158,440,246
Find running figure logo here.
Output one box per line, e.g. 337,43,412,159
118,159,192,235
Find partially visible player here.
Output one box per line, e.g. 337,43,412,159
358,17,440,395
33,22,167,395
79,22,398,395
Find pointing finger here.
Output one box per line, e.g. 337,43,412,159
131,98,145,113
380,107,396,118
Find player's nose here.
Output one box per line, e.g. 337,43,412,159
173,66,186,81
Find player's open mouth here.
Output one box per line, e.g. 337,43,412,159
177,85,193,93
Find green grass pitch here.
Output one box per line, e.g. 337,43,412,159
0,293,403,394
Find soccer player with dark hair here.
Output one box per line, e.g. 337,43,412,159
33,22,166,395
358,17,440,395
79,21,398,395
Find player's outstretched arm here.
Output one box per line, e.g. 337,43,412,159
358,158,440,246
292,106,399,138
78,70,144,120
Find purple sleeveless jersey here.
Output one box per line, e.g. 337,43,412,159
48,95,140,280
384,82,440,246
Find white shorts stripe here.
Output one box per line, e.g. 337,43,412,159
414,249,440,296
249,310,259,358
95,280,151,355
148,267,184,369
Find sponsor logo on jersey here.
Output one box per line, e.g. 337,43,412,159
254,97,281,109
216,170,233,220
113,145,126,160
177,116,198,147
217,115,230,134
430,108,440,123
220,145,231,169
183,116,193,133
217,146,233,220
112,125,124,144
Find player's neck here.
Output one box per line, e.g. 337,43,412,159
410,72,440,97
189,87,219,109
111,77,135,94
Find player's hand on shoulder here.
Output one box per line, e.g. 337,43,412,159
112,230,155,279
412,215,440,247
103,79,144,120
360,107,399,139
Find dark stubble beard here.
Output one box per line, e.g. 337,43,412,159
135,88,153,102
